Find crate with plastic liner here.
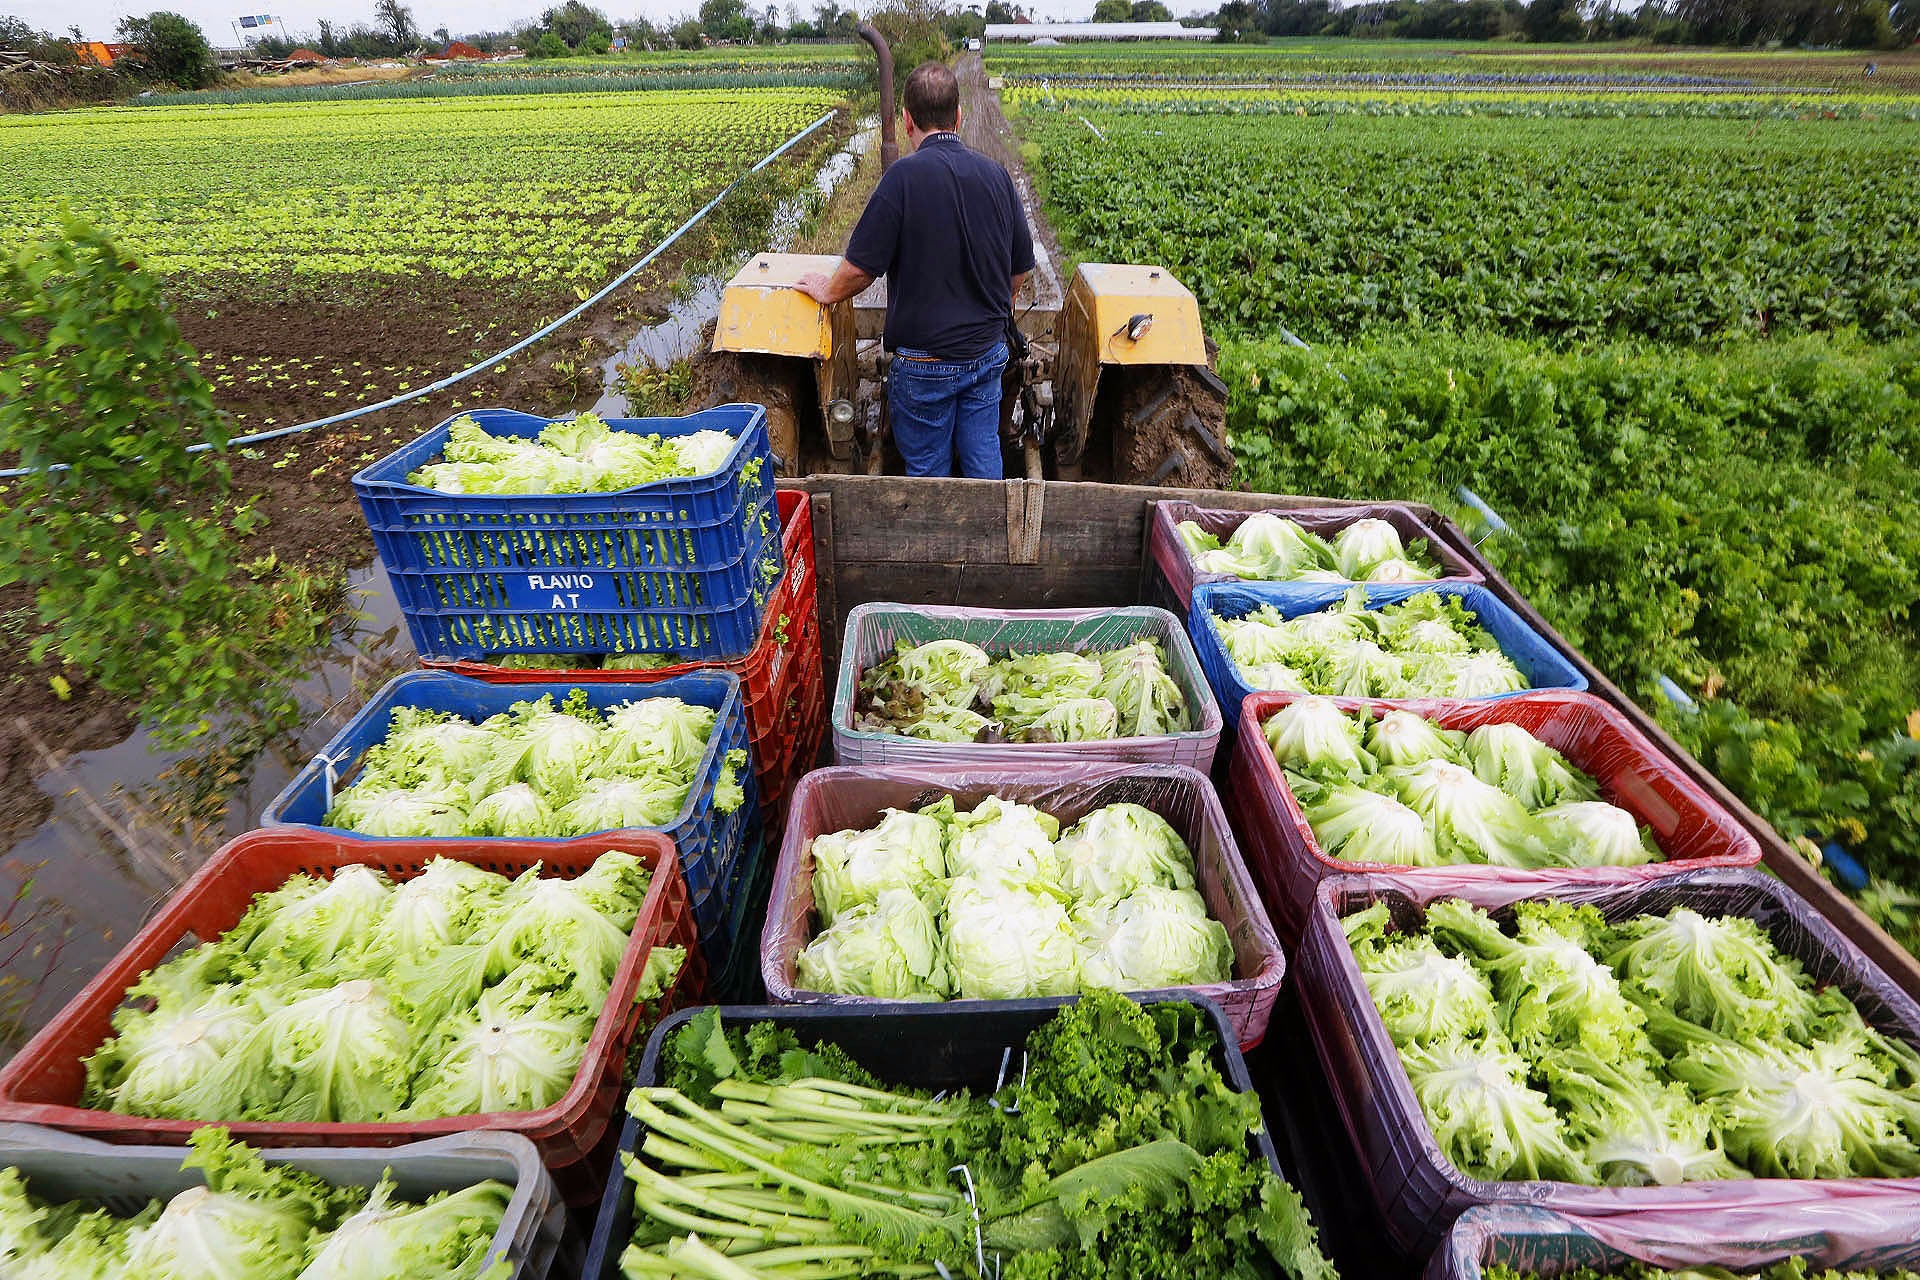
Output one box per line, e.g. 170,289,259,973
1291,867,1920,1257
832,602,1223,771
0,1124,565,1279
758,762,1286,1048
1427,1200,1920,1280
1148,500,1482,616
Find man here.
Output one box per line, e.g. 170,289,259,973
794,61,1034,479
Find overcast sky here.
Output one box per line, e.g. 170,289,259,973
19,0,1100,43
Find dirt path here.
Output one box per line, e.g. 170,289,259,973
956,52,1065,314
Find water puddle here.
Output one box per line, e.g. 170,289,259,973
594,118,876,417
1,565,412,1049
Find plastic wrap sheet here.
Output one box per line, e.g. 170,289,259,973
1149,500,1482,615
830,603,1223,772
1293,867,1920,1257
1429,1199,1920,1280
759,762,1285,1049
1226,690,1762,941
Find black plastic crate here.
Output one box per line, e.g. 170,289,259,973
581,995,1292,1279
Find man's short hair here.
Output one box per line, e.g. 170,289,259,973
903,61,959,132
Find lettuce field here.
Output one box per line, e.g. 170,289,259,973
1007,54,1920,939
0,85,844,440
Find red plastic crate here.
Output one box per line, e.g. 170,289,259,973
430,488,818,748
761,763,1286,1049
756,619,827,829
1226,690,1763,942
0,830,704,1178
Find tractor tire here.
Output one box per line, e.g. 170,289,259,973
1110,364,1233,490
685,349,811,477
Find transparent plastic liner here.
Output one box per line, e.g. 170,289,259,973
1226,690,1761,940
1429,1199,1920,1280
0,829,703,1181
759,762,1286,1049
831,602,1223,771
0,1125,564,1280
1149,499,1482,614
1293,868,1920,1257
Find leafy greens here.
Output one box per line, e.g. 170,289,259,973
1215,587,1528,698
321,690,745,839
795,797,1233,1002
854,638,1191,744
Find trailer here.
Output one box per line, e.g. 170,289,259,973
780,473,1920,1001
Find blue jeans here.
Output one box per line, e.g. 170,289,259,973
888,341,1009,479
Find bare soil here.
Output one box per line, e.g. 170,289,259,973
0,272,671,846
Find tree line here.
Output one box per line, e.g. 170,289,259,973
1210,0,1914,49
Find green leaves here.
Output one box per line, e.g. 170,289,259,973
0,222,334,745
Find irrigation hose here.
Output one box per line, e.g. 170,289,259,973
0,108,840,481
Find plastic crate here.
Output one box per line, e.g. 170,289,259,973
1292,868,1920,1256
261,670,756,934
0,1124,563,1279
710,821,778,1003
429,489,818,746
1227,690,1763,940
1429,1200,1920,1280
1150,500,1483,616
0,830,702,1179
1188,581,1588,739
753,627,827,830
761,763,1286,1049
355,405,783,662
579,994,1291,1280
831,603,1223,771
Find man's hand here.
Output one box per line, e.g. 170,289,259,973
792,260,874,307
794,272,836,305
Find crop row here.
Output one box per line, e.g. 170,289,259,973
0,89,844,285
987,41,1920,94
1005,83,1920,120
136,67,864,106
1023,110,1920,344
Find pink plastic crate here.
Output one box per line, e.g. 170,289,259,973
1148,499,1482,617
761,762,1286,1049
1294,869,1920,1256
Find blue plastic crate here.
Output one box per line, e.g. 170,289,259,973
262,671,757,913
353,406,784,662
694,812,772,993
1188,581,1588,735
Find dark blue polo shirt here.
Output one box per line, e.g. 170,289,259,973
844,132,1036,360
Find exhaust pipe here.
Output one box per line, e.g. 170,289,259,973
857,22,899,171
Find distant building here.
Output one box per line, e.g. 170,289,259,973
984,20,1217,39
74,41,130,66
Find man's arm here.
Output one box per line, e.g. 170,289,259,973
794,259,875,306
1012,270,1031,306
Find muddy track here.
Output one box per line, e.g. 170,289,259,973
956,53,1065,313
